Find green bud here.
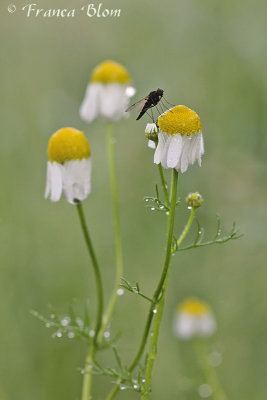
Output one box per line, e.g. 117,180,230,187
186,192,203,209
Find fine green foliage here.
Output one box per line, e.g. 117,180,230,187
173,214,243,253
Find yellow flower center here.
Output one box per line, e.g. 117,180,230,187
158,105,202,136
178,298,211,316
91,60,131,84
48,127,91,163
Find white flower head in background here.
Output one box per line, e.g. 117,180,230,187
45,127,92,204
80,60,135,123
154,105,204,173
173,297,216,340
145,122,158,149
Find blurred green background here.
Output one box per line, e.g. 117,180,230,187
1,0,266,399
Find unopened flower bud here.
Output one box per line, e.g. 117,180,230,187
145,123,158,143
186,192,203,209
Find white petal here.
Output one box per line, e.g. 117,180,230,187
45,162,63,202
44,161,51,199
167,134,183,168
197,314,216,337
62,159,91,204
173,313,197,340
100,83,129,121
154,132,167,164
188,133,200,165
180,136,191,173
148,140,156,149
145,123,158,134
80,83,101,123
161,135,172,168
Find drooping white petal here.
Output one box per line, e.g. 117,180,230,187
80,83,101,123
188,133,200,165
148,140,156,149
173,313,197,339
62,158,92,204
154,130,204,172
167,134,183,168
198,132,204,166
180,136,191,173
100,83,130,121
154,132,167,164
160,135,172,168
44,162,63,202
198,314,216,337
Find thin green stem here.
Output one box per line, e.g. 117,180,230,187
175,208,195,250
81,344,95,400
77,202,104,400
158,164,170,207
141,169,178,399
194,340,228,400
99,123,123,340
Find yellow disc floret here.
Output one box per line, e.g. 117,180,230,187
91,60,131,84
48,127,91,163
158,105,202,136
178,298,211,316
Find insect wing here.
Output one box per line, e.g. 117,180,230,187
125,98,147,112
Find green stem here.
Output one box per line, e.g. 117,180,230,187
81,344,95,400
141,169,178,399
194,340,228,400
175,208,195,250
158,164,170,207
99,123,123,340
76,202,104,400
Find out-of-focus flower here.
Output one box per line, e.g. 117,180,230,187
145,122,158,149
154,106,204,173
80,60,135,123
186,192,203,209
45,127,91,204
173,297,216,339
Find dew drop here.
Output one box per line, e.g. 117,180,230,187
120,386,126,391
133,384,139,390
76,318,83,327
208,351,222,367
68,331,75,339
151,207,155,211
89,329,95,338
61,316,70,327
56,331,62,338
81,369,85,375
159,205,164,209
45,322,51,328
165,211,169,215
145,199,149,202
198,384,212,398
187,206,192,210
153,308,157,314
117,288,124,296
142,379,146,383
50,314,55,319
104,331,110,339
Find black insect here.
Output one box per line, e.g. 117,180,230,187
126,88,165,120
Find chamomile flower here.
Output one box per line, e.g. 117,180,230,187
154,106,204,173
45,127,91,204
80,60,135,123
145,123,158,149
173,297,216,340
